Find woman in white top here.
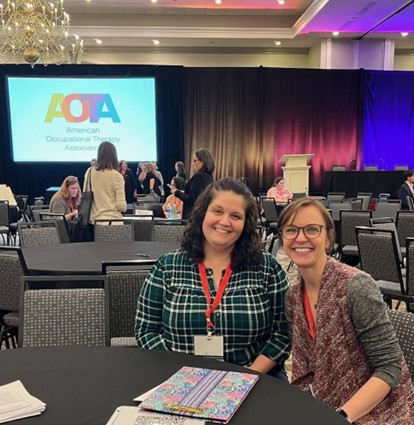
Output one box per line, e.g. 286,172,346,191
83,141,127,239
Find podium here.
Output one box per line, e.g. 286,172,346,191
279,154,313,195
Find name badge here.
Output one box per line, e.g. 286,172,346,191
194,335,224,358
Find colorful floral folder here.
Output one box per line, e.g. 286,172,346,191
140,366,259,424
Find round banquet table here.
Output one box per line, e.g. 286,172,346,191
0,347,348,425
21,241,179,275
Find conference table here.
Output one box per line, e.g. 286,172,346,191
322,170,405,198
21,241,179,275
0,347,348,425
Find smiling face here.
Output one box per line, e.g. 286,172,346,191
282,205,330,274
276,179,285,188
202,191,246,255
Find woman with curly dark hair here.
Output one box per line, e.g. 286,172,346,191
135,177,290,380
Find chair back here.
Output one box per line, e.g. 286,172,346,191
370,218,403,264
292,193,307,200
38,211,71,243
332,165,346,171
327,192,346,206
143,203,165,218
153,222,186,243
19,275,109,347
356,227,404,291
364,166,378,171
329,200,352,221
94,219,134,242
394,165,409,171
0,200,9,226
261,197,279,224
388,309,414,381
102,260,155,346
405,238,414,306
356,192,372,210
373,200,401,221
122,216,155,241
340,210,372,251
18,221,61,248
396,211,414,248
407,196,414,211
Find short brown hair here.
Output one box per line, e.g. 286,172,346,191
278,198,335,252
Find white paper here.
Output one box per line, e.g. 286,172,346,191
0,380,46,424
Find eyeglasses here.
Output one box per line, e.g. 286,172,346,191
279,224,325,240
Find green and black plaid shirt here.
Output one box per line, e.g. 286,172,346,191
135,250,291,367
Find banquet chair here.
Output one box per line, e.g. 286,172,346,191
373,200,401,221
121,215,155,241
0,200,10,245
153,221,187,244
328,200,352,222
0,247,27,349
331,165,346,171
260,196,279,253
291,192,307,200
38,211,71,243
94,219,134,242
19,275,109,347
326,192,346,206
8,194,29,245
102,260,156,347
388,310,414,381
17,221,61,248
143,202,165,218
394,165,409,171
356,227,409,310
396,211,414,250
356,192,372,211
364,165,378,171
339,210,372,259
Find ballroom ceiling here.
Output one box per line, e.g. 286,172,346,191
65,0,414,54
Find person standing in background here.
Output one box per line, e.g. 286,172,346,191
172,148,215,219
398,170,414,210
84,141,127,240
175,161,187,181
136,162,146,194
118,160,137,203
142,162,162,202
152,161,165,202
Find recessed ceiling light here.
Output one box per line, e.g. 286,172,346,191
150,0,157,3
274,41,282,46
215,0,222,4
332,31,340,36
278,0,285,5
94,39,103,45
152,39,160,45
401,32,409,37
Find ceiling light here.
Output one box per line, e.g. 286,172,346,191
152,39,160,45
94,39,103,45
0,0,83,67
332,31,340,36
274,41,282,46
215,0,222,4
151,0,158,3
401,32,409,37
277,0,285,5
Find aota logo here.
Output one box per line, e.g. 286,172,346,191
45,93,121,123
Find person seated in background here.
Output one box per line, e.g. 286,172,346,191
49,176,81,222
162,177,185,218
278,198,414,423
175,161,187,181
118,160,138,203
267,176,293,203
135,177,291,380
398,170,414,209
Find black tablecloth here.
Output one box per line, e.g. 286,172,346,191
22,241,179,275
322,171,405,198
0,347,348,425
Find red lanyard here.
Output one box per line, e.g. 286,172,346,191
198,261,232,332
303,285,316,339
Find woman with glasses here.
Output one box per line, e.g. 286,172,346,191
172,148,215,219
135,178,290,379
162,177,185,218
278,198,414,424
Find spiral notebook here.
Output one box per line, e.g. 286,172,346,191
140,366,259,424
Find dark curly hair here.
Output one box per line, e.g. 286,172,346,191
181,177,262,269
